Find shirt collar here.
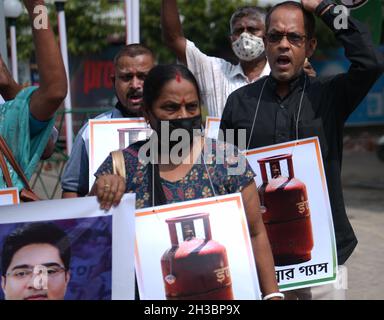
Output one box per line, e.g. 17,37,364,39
111,107,124,118
114,101,143,118
229,60,271,83
268,70,307,92
229,63,247,80
260,62,271,78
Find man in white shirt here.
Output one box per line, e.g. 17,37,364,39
161,1,270,117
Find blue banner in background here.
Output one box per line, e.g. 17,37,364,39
312,46,384,126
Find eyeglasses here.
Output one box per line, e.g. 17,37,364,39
6,265,66,280
265,32,307,46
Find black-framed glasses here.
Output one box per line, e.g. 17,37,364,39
6,265,66,280
266,32,307,46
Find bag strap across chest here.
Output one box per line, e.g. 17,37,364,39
0,135,33,191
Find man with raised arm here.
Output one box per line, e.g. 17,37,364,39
221,0,384,299
161,0,270,117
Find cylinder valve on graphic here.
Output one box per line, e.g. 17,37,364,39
257,154,314,266
161,213,233,300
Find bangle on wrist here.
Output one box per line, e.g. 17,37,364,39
263,292,285,300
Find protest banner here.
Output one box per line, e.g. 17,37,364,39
205,117,221,140
0,188,19,206
135,194,261,300
88,118,150,188
246,137,337,291
0,194,135,300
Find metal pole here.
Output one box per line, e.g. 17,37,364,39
0,0,9,66
125,0,130,44
125,0,140,44
132,0,140,43
55,1,73,155
9,19,18,83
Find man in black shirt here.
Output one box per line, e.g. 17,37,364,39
221,0,384,297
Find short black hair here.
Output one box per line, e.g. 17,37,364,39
143,64,201,110
1,222,71,276
230,6,266,34
113,43,155,66
265,1,316,39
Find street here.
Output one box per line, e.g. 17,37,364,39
342,150,384,300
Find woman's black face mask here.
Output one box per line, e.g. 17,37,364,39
153,115,203,149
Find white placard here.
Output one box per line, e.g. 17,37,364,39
205,117,221,140
0,194,136,300
135,194,261,300
0,188,19,206
246,137,337,291
88,118,150,189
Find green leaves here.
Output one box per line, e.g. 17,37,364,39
15,0,125,60
15,0,258,63
141,0,257,63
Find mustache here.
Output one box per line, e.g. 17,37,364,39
127,89,143,98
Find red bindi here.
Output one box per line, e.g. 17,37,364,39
180,98,186,105
175,72,182,83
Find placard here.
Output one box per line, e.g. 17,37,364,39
205,117,221,140
88,118,151,188
246,137,337,291
0,188,19,206
135,194,261,300
0,194,135,300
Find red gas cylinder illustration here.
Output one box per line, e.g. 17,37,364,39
161,213,234,300
257,154,314,266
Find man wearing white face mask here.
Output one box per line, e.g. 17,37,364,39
161,1,270,118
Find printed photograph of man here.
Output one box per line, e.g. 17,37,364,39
1,222,71,300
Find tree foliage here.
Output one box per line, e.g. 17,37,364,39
12,0,380,63
14,0,259,62
14,0,125,60
141,0,260,63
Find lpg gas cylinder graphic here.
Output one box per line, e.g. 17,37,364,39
257,154,314,266
161,213,234,300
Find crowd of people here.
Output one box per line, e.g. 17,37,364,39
0,0,383,300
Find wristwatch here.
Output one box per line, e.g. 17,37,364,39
314,0,335,17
